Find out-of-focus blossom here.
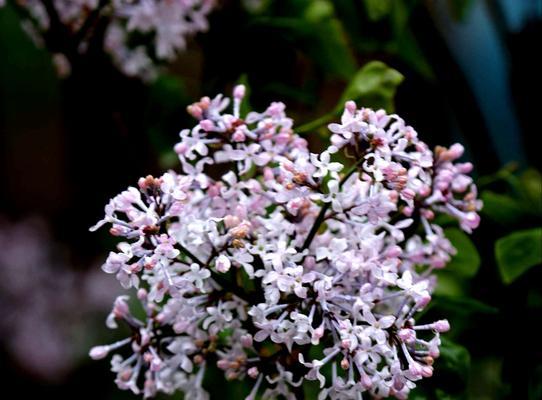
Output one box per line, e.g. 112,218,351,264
0,217,120,381
1,0,215,80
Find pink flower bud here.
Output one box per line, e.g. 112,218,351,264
89,345,109,360
416,294,431,308
187,104,203,119
200,119,214,131
137,288,148,300
433,319,450,332
263,167,274,181
224,215,240,229
247,367,259,378
241,334,253,348
345,100,357,114
409,362,423,377
234,85,246,99
215,255,231,273
304,256,316,270
174,142,188,155
421,365,433,378
232,129,246,142
361,374,372,389
393,376,405,391
398,329,415,343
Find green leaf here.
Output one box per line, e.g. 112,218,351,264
148,74,186,110
338,61,404,112
236,74,252,117
520,169,542,215
432,295,498,315
253,14,356,80
480,191,525,225
444,228,480,278
363,0,393,21
304,0,335,21
434,271,466,297
496,228,542,284
438,338,471,382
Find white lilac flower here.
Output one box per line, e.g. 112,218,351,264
2,0,215,80
89,89,481,398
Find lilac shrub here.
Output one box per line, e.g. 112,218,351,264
90,86,481,399
1,0,214,79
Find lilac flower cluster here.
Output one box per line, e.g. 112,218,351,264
0,217,120,380
2,0,214,79
90,87,481,399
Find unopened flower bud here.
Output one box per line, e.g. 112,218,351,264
247,366,259,378
433,319,450,333
89,345,109,360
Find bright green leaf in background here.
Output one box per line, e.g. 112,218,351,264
444,228,481,278
481,191,526,225
297,61,403,134
363,0,393,21
338,60,404,112
520,168,542,215
496,228,542,284
432,295,498,315
439,338,471,382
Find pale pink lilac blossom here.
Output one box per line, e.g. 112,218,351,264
2,0,215,80
0,217,121,381
90,87,481,398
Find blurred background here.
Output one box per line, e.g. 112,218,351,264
0,0,541,399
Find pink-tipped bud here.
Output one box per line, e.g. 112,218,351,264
174,142,188,155
233,84,246,99
232,129,246,142
263,167,274,181
345,100,357,114
448,143,464,159
416,294,431,308
341,339,351,350
137,288,148,301
215,255,231,273
433,319,450,333
224,215,240,229
240,334,253,348
402,188,416,200
393,376,405,391
398,329,415,343
340,357,350,370
304,256,316,270
409,362,423,377
217,359,230,370
421,209,435,220
457,162,473,174
151,357,163,372
421,365,433,378
385,245,402,258
361,374,372,389
419,185,431,197
429,347,440,358
89,345,109,360
247,366,259,379
200,119,214,131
